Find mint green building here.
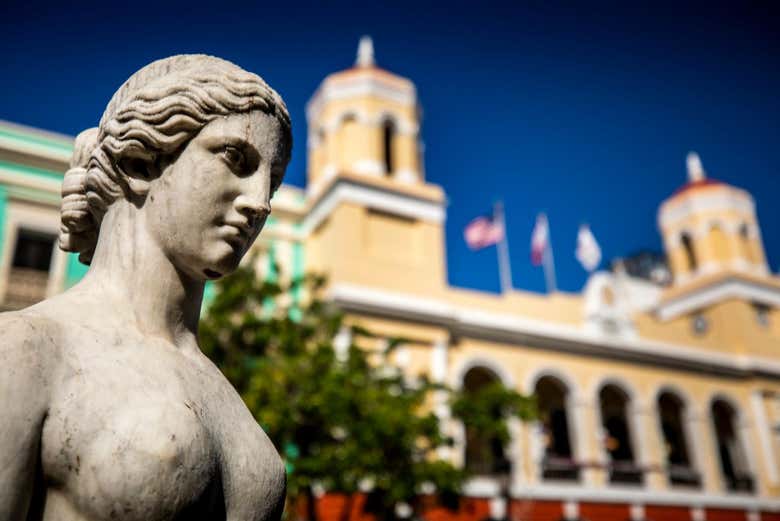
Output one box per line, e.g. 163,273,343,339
0,120,306,311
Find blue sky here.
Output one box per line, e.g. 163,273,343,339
2,1,778,294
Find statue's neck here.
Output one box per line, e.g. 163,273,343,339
81,201,204,350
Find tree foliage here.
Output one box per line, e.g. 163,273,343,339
200,258,534,521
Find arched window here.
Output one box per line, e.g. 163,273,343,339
599,384,642,485
382,118,396,176
681,233,697,272
711,399,754,492
657,392,700,487
535,376,578,481
462,367,509,475
739,223,754,263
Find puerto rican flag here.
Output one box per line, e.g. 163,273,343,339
530,213,549,266
464,215,504,250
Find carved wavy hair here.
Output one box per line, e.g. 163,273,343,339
60,54,292,264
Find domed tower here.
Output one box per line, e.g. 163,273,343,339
306,36,424,191
302,37,448,296
655,152,780,329
658,152,768,285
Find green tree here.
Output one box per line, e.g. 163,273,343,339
200,259,534,521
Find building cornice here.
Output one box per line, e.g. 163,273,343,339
0,161,63,195
306,68,416,126
658,274,780,320
658,185,754,230
328,282,780,378
0,121,73,165
302,177,445,235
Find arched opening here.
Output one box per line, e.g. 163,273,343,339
739,223,755,263
680,233,697,272
599,384,642,485
462,367,509,476
657,392,700,487
382,118,396,176
535,376,578,481
711,399,754,492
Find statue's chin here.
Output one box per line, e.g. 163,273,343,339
204,254,244,281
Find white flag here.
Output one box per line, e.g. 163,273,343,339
530,213,549,266
576,224,601,272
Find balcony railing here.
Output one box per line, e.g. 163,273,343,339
725,473,755,493
3,267,49,309
667,464,702,487
540,456,580,481
607,460,644,485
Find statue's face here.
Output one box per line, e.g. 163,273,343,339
143,110,289,280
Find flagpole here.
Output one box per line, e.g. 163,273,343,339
542,214,557,293
494,201,513,293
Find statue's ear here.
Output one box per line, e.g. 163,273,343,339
117,156,159,198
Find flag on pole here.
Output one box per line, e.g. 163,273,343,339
531,213,557,293
576,223,601,272
530,214,549,266
464,215,504,251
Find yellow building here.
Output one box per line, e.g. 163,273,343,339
302,38,780,521
1,39,779,520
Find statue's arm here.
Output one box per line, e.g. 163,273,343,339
0,314,53,520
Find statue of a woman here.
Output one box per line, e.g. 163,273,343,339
0,55,292,521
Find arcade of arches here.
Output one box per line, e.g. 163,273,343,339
460,366,756,496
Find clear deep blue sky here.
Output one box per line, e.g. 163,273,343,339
2,1,778,294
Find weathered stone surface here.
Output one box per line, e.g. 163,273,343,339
0,55,291,521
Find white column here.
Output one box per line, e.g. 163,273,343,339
629,403,651,489
430,338,453,461
570,398,598,486
508,417,525,489
333,325,351,363
751,390,779,486
737,412,762,495
526,420,544,486
682,409,705,488
692,409,719,492
430,337,449,418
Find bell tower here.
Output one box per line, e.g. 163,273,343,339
302,37,448,296
658,152,768,286
306,36,424,191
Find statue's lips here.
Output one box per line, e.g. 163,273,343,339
219,223,252,248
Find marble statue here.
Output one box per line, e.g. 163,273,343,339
0,55,292,521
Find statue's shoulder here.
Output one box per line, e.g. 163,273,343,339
0,306,65,376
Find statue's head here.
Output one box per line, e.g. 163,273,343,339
60,55,292,279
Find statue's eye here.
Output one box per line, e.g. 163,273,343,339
222,145,246,170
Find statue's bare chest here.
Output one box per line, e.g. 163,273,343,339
39,341,284,521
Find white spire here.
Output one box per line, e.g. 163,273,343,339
356,35,375,67
686,151,706,182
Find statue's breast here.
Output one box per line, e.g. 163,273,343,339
40,355,221,521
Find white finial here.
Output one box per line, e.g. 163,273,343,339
686,151,706,182
356,35,375,67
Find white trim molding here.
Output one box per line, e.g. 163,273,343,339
658,277,780,320
327,282,780,378
503,483,780,510
659,187,755,230
352,159,383,177
302,178,445,235
306,71,416,125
